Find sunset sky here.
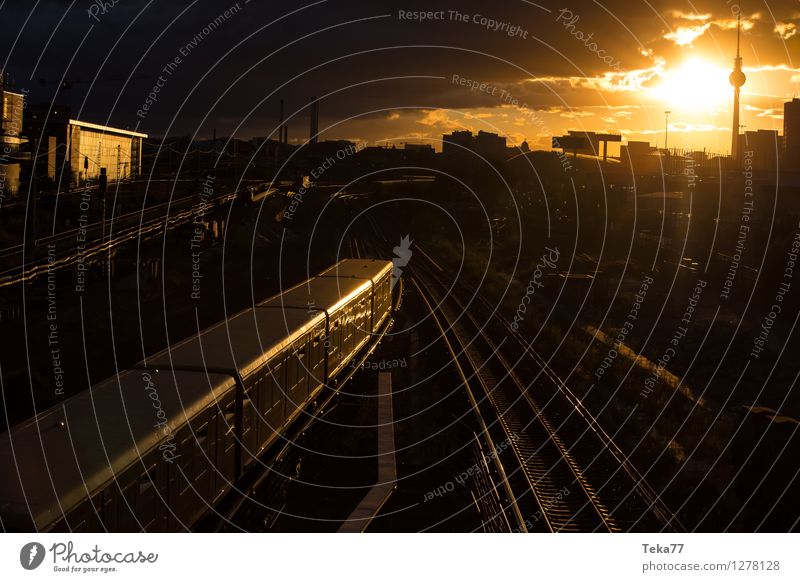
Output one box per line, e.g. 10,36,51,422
2,0,799,155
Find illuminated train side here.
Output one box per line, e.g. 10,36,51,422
0,259,393,532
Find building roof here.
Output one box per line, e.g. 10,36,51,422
68,119,147,138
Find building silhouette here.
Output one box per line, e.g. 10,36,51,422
740,130,781,172
551,131,621,161
0,73,27,196
783,98,800,167
442,130,508,161
442,130,474,157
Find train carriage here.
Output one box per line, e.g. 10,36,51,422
0,369,235,532
317,258,393,333
0,259,393,532
147,307,328,476
260,259,393,377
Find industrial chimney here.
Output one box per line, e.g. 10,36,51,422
309,97,319,145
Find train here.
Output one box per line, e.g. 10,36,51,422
0,259,393,532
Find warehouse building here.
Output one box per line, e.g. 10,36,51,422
26,106,147,189
1,76,27,198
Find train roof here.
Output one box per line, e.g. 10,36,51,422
316,259,393,281
255,259,390,314
259,275,371,314
0,369,234,531
147,307,325,378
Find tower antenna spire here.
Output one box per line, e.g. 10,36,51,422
736,13,741,60
729,11,746,161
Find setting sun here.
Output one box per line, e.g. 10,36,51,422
651,58,732,111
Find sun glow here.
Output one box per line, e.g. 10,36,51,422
651,58,732,111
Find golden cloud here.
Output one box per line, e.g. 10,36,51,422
774,22,798,40
670,11,713,21
663,14,758,46
665,24,711,46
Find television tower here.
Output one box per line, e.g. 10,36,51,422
729,14,746,160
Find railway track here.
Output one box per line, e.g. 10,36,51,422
411,276,526,532
340,210,680,531
471,289,685,531
0,191,237,289
357,216,606,531
409,243,684,532
352,228,519,532
411,262,616,532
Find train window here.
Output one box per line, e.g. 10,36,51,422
272,357,285,406
357,301,366,337
116,479,142,532
289,348,303,397
62,496,104,532
138,466,157,495
224,401,236,436
310,330,324,379
264,370,274,414
295,345,307,391
345,309,354,338
268,362,282,410
195,423,209,450
286,351,297,393
193,424,211,487
289,352,297,385
99,493,114,531
70,519,89,532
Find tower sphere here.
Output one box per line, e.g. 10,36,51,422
729,69,746,88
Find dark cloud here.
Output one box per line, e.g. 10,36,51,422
1,0,798,142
